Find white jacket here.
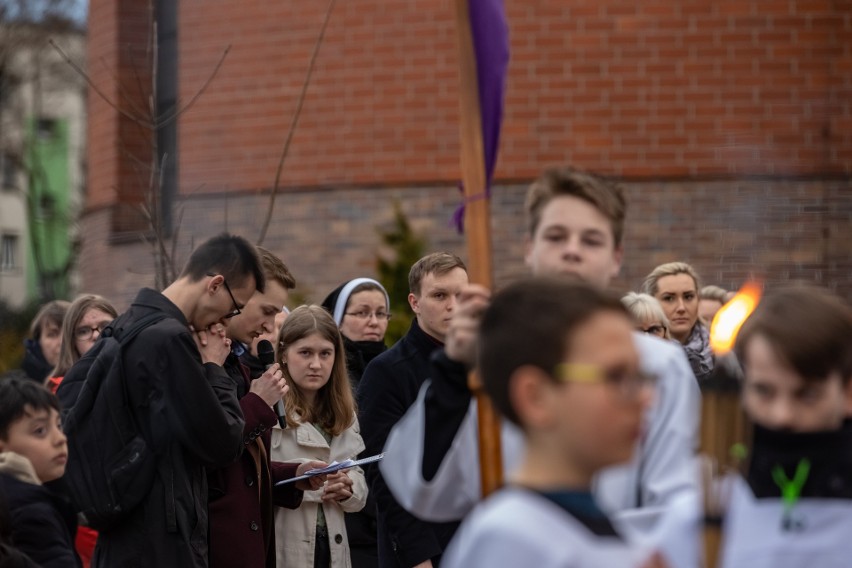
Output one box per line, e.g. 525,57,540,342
443,487,652,568
270,415,368,568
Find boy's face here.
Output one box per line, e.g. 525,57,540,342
534,311,650,474
408,267,469,342
227,280,290,345
742,334,852,432
524,195,623,288
0,406,67,483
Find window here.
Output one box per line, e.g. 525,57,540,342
1,234,18,271
36,118,56,141
0,153,15,190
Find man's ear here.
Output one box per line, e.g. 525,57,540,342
509,366,556,430
609,244,624,280
206,274,224,296
407,292,419,315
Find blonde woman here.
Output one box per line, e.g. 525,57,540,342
642,262,714,381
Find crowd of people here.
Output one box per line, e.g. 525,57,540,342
1,167,850,568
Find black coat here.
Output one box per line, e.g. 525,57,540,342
60,288,245,568
357,319,459,568
0,473,81,568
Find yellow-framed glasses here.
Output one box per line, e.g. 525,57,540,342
554,363,657,399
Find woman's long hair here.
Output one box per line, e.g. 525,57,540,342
275,305,356,436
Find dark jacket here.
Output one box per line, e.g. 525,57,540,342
20,339,51,384
343,337,386,568
0,472,81,568
208,352,303,568
357,320,459,568
59,288,246,568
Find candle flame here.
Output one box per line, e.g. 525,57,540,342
709,281,763,355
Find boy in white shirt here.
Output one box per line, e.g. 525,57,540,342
720,286,852,568
442,278,664,568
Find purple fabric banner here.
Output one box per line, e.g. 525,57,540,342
453,0,510,233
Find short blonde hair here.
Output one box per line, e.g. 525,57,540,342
641,262,701,297
621,292,671,339
700,285,728,303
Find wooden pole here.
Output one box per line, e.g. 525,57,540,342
454,0,503,497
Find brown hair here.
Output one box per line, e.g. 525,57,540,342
735,286,852,385
478,277,630,426
275,305,356,436
408,252,467,296
29,300,70,340
256,246,296,290
52,294,118,378
524,167,627,246
641,261,701,297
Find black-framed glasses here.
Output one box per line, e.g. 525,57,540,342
344,310,392,321
74,324,109,341
207,273,241,318
640,324,666,337
554,363,657,399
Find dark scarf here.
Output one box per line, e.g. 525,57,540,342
343,336,386,389
683,322,714,382
746,420,852,500
21,339,52,383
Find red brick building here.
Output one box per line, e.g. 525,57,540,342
81,0,852,307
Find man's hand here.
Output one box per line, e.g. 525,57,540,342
322,470,354,502
250,363,288,406
193,324,231,366
444,284,491,367
412,561,433,568
294,460,328,492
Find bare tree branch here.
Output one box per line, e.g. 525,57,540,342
48,38,152,128
257,0,338,245
153,45,230,130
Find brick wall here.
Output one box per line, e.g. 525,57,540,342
80,0,852,306
77,178,852,311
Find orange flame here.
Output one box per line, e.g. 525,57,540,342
709,281,763,355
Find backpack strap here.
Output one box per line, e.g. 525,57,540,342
103,311,171,346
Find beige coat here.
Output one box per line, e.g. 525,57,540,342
270,414,367,568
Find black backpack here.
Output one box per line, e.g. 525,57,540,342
57,311,168,530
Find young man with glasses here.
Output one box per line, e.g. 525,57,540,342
381,168,701,566
357,252,469,568
58,233,265,568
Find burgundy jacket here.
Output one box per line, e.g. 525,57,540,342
208,355,303,568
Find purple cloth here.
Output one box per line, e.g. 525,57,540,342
453,0,510,233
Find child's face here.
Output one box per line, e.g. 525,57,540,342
742,334,852,432
0,406,67,483
281,332,335,401
550,311,650,472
